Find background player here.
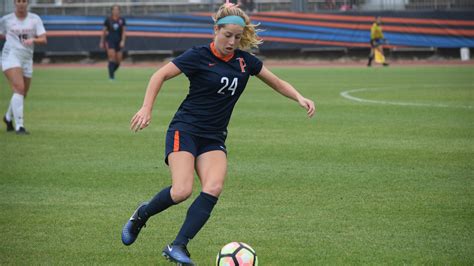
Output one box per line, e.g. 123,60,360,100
1,0,47,134
367,16,389,67
99,4,126,80
121,2,315,265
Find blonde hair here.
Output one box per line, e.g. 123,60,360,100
212,3,262,50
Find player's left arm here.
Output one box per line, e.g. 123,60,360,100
380,26,386,44
24,33,46,46
256,65,315,118
120,26,126,48
24,18,47,46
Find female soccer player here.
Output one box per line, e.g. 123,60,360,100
367,16,389,67
1,0,47,134
122,2,315,265
100,4,126,80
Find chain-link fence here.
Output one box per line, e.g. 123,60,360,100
1,1,15,16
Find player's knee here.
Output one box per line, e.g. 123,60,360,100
171,186,193,203
203,183,223,198
12,84,25,95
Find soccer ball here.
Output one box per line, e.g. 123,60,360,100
216,242,258,266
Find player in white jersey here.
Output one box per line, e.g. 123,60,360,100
0,0,47,134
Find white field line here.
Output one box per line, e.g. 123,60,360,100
340,88,473,109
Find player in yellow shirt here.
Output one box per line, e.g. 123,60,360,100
367,16,389,67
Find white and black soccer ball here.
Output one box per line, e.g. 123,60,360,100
216,242,258,266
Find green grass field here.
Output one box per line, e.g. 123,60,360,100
0,65,473,265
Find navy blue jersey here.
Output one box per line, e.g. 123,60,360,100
170,43,263,142
104,17,126,42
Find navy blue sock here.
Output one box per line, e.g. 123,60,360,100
173,192,218,246
108,61,116,79
139,186,176,221
114,63,120,72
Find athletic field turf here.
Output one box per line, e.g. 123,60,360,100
1,65,472,265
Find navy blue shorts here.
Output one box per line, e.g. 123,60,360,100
106,40,122,52
370,39,384,48
164,130,227,165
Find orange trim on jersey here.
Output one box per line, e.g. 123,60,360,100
237,57,246,72
210,42,234,62
173,131,180,152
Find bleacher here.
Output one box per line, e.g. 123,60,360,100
1,0,473,16
29,0,291,16
1,1,472,62
27,0,474,16
30,0,218,16
405,0,474,10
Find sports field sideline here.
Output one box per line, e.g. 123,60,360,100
0,65,472,264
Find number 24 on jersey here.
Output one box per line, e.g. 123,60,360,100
217,77,238,96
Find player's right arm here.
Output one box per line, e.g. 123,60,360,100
0,16,5,39
370,23,376,41
130,62,182,132
99,26,107,49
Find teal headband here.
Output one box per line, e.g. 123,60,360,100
216,15,245,27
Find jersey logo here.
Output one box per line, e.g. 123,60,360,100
208,62,217,67
236,57,246,73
